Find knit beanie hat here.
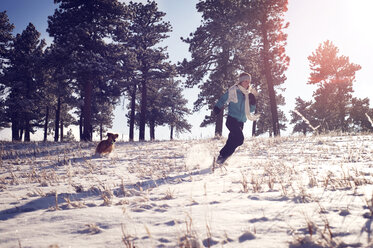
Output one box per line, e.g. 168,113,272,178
239,72,252,83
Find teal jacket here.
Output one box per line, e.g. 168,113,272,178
215,88,256,123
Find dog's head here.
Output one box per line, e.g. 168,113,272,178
107,133,119,143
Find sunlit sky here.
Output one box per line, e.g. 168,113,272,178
0,0,372,141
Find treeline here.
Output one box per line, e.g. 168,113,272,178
0,1,191,142
1,0,372,142
180,0,373,137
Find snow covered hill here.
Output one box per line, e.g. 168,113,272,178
1,134,373,247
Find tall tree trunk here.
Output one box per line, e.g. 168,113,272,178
215,109,224,136
170,125,174,140
252,107,258,136
19,127,23,141
11,115,20,141
100,123,103,140
24,117,31,142
139,79,147,141
261,17,280,137
252,120,257,137
82,81,93,141
54,96,61,142
129,85,136,142
150,120,155,141
43,106,49,142
79,107,83,141
60,119,64,142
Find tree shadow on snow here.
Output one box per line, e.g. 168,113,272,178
130,167,212,191
0,190,101,221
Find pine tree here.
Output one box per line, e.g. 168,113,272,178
349,97,373,132
166,79,192,140
0,11,14,71
127,1,172,141
290,97,315,135
110,10,137,141
93,101,114,140
307,40,361,132
180,0,243,136
240,0,289,136
128,77,191,140
43,44,76,142
47,0,126,141
181,0,289,137
0,11,14,129
254,90,287,136
146,78,191,140
3,23,46,141
126,79,138,142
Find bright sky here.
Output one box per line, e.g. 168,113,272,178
0,0,372,141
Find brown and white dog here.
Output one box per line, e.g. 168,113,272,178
95,133,119,156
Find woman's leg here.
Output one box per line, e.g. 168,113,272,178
219,116,244,158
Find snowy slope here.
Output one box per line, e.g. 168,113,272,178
1,134,373,247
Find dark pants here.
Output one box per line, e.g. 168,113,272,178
219,116,244,158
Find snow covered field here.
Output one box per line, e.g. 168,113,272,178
1,134,373,247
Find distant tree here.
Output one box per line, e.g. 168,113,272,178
0,11,14,71
93,78,121,139
125,77,138,142
166,79,192,140
127,1,173,141
145,78,168,140
0,11,14,129
307,40,361,132
111,13,137,141
129,77,191,140
3,23,46,141
47,0,126,141
146,78,191,140
93,101,115,140
349,97,373,132
290,97,315,135
43,44,76,142
254,91,287,137
180,0,242,136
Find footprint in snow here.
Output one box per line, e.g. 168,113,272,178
238,231,256,242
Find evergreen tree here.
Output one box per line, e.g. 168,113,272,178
43,44,76,142
127,1,172,141
349,97,373,132
290,97,315,135
145,78,168,140
3,23,46,141
93,101,114,140
110,13,137,141
0,11,14,129
181,0,289,137
166,79,192,140
180,0,243,136
254,90,287,136
129,77,191,140
126,78,138,142
307,40,361,132
146,78,191,140
47,0,126,141
239,0,289,136
0,11,14,71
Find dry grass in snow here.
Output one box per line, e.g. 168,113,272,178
1,134,373,247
